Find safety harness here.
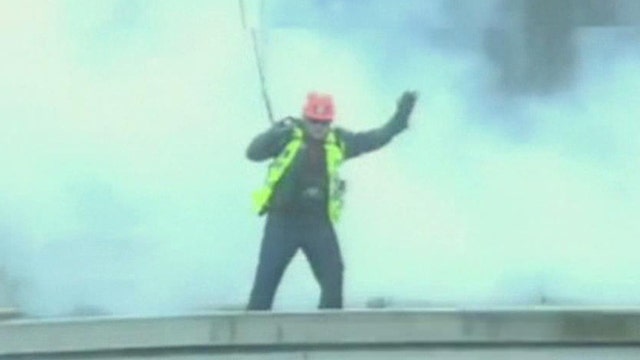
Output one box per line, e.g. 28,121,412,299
253,126,346,222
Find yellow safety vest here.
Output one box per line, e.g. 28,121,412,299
253,126,346,222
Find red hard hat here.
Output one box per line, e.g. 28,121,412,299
303,92,335,122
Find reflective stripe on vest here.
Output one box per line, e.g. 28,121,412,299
252,126,346,222
325,130,346,222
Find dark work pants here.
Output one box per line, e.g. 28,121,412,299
247,212,344,310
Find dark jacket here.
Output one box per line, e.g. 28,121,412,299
247,111,409,215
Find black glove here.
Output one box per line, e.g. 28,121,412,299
397,91,418,117
394,91,418,129
270,117,296,139
275,116,296,128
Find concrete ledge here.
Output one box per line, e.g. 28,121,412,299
2,307,640,356
0,307,20,321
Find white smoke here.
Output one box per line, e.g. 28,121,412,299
264,0,640,309
0,0,639,316
0,1,265,316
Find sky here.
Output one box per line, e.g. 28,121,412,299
0,0,639,316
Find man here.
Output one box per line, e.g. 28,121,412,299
246,91,418,310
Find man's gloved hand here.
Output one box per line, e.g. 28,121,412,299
395,91,419,128
271,117,295,138
397,91,418,116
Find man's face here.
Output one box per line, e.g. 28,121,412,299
303,117,331,140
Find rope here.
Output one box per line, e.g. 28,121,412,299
238,0,247,29
240,0,275,124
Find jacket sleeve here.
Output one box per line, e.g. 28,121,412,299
336,109,409,160
246,123,292,162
